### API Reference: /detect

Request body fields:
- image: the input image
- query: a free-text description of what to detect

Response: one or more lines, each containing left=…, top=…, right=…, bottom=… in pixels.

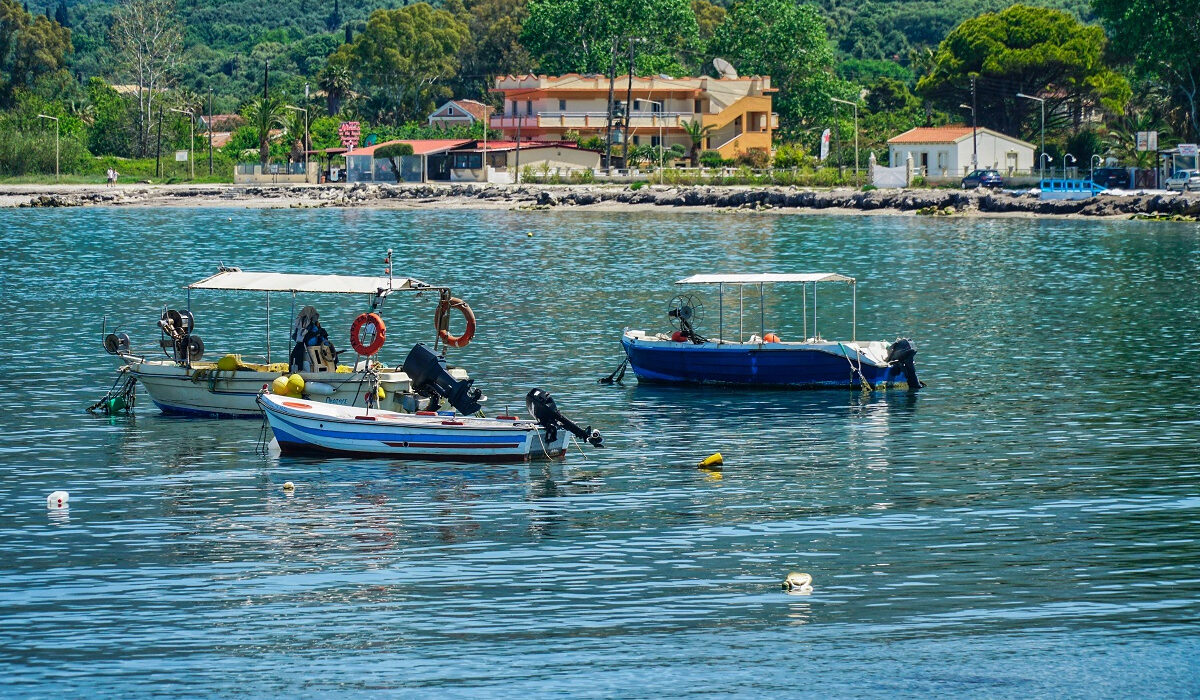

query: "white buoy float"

left=782, top=572, right=813, bottom=594
left=47, top=491, right=69, bottom=509
left=282, top=481, right=295, bottom=491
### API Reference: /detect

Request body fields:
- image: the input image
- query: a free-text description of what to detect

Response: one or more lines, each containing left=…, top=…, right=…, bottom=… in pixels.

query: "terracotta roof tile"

left=887, top=125, right=975, bottom=144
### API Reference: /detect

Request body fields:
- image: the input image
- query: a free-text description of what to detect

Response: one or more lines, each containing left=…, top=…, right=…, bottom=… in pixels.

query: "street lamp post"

left=1040, top=153, right=1053, bottom=181
left=169, top=107, right=195, bottom=179
left=1090, top=154, right=1102, bottom=184
left=285, top=105, right=309, bottom=183
left=831, top=97, right=859, bottom=180
left=37, top=114, right=59, bottom=181
left=1016, top=92, right=1045, bottom=179
left=959, top=103, right=978, bottom=170
left=1064, top=153, right=1076, bottom=179
left=641, top=99, right=666, bottom=185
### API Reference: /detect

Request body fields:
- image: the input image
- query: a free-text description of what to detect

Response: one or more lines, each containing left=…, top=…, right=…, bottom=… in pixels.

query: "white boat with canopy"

left=92, top=257, right=481, bottom=418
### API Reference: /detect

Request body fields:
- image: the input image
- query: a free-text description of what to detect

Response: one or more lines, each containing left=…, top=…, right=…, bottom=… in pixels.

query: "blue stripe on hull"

left=621, top=338, right=908, bottom=389
left=152, top=400, right=259, bottom=419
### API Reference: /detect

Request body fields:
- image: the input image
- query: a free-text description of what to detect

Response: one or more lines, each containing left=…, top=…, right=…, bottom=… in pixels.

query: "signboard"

left=1136, top=131, right=1158, bottom=151
left=1178, top=143, right=1199, bottom=157
left=819, top=128, right=831, bottom=161
left=337, top=121, right=361, bottom=149
left=175, top=150, right=188, bottom=161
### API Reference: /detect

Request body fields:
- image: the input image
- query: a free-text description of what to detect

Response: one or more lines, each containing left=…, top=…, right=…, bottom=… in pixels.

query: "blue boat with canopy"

left=617, top=273, right=921, bottom=390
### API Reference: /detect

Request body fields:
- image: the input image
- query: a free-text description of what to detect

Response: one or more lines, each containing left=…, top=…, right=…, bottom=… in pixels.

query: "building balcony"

left=491, top=112, right=695, bottom=131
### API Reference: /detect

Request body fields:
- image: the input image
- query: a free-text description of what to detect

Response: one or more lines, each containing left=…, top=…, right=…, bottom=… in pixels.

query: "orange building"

left=490, top=74, right=778, bottom=161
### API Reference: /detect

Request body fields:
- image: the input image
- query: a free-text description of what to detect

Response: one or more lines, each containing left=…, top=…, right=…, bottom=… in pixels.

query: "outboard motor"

left=401, top=343, right=483, bottom=415
left=885, top=337, right=922, bottom=389
left=526, top=388, right=603, bottom=447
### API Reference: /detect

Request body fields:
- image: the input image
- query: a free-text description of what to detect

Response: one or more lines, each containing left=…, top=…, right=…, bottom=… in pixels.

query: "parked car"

left=1092, top=167, right=1130, bottom=190
left=1165, top=169, right=1200, bottom=192
left=961, top=169, right=1004, bottom=189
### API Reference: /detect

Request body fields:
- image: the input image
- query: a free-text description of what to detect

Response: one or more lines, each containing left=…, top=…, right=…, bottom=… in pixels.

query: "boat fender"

left=305, top=381, right=335, bottom=396
left=435, top=297, right=476, bottom=348
left=287, top=374, right=306, bottom=397
left=670, top=331, right=688, bottom=342
left=350, top=313, right=386, bottom=356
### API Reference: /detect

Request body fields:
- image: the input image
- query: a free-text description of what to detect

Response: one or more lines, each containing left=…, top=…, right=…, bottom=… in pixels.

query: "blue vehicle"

left=961, top=169, right=1004, bottom=189
left=619, top=273, right=921, bottom=390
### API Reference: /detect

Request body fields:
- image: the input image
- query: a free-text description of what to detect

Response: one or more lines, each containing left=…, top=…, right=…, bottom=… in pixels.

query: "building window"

left=652, top=102, right=662, bottom=113
left=525, top=100, right=533, bottom=116
left=633, top=135, right=640, bottom=145
left=452, top=153, right=483, bottom=169
left=509, top=100, right=516, bottom=116
left=558, top=99, right=566, bottom=111
left=651, top=135, right=661, bottom=147
left=634, top=100, right=641, bottom=111
left=694, top=99, right=702, bottom=113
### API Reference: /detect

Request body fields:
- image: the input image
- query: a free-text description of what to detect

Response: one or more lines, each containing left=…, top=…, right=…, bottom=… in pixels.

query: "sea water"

left=0, top=207, right=1198, bottom=697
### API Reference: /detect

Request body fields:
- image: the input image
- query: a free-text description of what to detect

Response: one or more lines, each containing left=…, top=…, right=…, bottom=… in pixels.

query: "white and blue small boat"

left=618, top=273, right=921, bottom=390
left=259, top=344, right=604, bottom=461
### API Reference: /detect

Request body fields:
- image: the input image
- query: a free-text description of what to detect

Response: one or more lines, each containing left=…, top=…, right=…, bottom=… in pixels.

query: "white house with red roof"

left=887, top=125, right=1035, bottom=177
left=427, top=100, right=495, bottom=128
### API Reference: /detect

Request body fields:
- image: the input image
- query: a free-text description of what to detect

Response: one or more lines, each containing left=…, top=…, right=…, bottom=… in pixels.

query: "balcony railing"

left=491, top=111, right=694, bottom=130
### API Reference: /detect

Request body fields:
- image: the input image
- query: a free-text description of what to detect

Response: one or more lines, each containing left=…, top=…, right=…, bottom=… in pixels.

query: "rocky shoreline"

left=5, top=182, right=1200, bottom=219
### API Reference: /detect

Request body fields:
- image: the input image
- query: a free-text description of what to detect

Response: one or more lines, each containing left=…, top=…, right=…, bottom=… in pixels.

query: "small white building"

left=888, top=125, right=1035, bottom=177
left=427, top=99, right=494, bottom=128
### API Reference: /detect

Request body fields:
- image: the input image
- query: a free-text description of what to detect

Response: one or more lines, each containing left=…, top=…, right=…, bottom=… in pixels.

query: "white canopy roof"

left=187, top=270, right=431, bottom=295
left=676, top=273, right=855, bottom=285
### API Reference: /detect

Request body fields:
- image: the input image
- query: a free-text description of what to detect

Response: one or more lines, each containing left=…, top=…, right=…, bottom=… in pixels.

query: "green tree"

left=243, top=95, right=287, bottom=165
left=455, top=0, right=532, bottom=99
left=916, top=5, right=1130, bottom=141
left=0, top=0, right=72, bottom=107
left=680, top=118, right=714, bottom=166
left=329, top=3, right=469, bottom=123
left=316, top=61, right=351, bottom=117
left=375, top=142, right=413, bottom=183
left=1093, top=0, right=1199, bottom=140
left=710, top=0, right=850, bottom=134
left=691, top=0, right=724, bottom=43
left=521, top=0, right=698, bottom=76
left=87, top=77, right=133, bottom=157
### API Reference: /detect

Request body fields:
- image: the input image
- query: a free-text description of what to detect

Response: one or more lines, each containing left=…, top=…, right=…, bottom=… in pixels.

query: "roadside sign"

left=819, top=128, right=830, bottom=161
left=1178, top=143, right=1198, bottom=157
left=337, top=121, right=361, bottom=149
left=1136, top=131, right=1158, bottom=151
left=175, top=150, right=188, bottom=161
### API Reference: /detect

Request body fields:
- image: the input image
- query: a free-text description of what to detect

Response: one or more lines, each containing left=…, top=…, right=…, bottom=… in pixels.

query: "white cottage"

left=887, top=125, right=1035, bottom=178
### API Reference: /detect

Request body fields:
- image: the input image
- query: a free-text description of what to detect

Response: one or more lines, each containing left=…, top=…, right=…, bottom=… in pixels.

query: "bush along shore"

left=9, top=183, right=1200, bottom=219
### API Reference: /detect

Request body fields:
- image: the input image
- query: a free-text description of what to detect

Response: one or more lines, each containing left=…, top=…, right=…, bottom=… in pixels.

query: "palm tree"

left=317, top=63, right=352, bottom=117
left=681, top=119, right=715, bottom=167
left=244, top=96, right=287, bottom=166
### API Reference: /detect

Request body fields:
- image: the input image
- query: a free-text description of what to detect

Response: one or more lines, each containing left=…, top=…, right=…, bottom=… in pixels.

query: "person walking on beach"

left=106, top=168, right=118, bottom=187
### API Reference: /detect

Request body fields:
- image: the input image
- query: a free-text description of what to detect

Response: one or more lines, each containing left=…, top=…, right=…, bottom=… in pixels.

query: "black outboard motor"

left=526, top=388, right=603, bottom=447
left=401, top=343, right=484, bottom=415
left=885, top=337, right=922, bottom=389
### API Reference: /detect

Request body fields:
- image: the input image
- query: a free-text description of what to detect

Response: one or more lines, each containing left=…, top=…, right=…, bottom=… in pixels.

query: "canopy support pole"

left=266, top=292, right=271, bottom=364
left=813, top=283, right=818, bottom=340
left=738, top=285, right=743, bottom=342
left=802, top=284, right=807, bottom=340
left=759, top=282, right=764, bottom=340
left=718, top=283, right=723, bottom=345
left=852, top=281, right=856, bottom=342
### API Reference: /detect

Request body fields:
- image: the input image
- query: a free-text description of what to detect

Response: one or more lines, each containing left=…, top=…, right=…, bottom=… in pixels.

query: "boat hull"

left=258, top=394, right=568, bottom=462
left=126, top=357, right=466, bottom=418
left=621, top=334, right=912, bottom=389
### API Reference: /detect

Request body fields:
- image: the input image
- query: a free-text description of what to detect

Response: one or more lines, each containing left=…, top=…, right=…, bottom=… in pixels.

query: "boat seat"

left=307, top=345, right=336, bottom=373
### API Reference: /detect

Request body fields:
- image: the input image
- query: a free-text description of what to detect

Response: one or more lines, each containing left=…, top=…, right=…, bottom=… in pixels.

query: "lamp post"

left=831, top=97, right=859, bottom=180
left=1064, top=153, right=1076, bottom=179
left=285, top=105, right=309, bottom=183
left=1040, top=153, right=1053, bottom=181
left=1090, top=154, right=1102, bottom=184
left=959, top=103, right=978, bottom=170
left=37, top=114, right=59, bottom=181
left=169, top=107, right=195, bottom=180
left=1016, top=92, right=1045, bottom=179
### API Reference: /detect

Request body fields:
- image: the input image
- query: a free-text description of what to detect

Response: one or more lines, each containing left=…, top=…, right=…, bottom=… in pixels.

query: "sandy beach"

left=2, top=182, right=1198, bottom=219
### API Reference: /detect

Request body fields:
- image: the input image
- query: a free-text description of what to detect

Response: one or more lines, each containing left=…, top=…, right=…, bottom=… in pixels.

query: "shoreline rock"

left=5, top=183, right=1199, bottom=219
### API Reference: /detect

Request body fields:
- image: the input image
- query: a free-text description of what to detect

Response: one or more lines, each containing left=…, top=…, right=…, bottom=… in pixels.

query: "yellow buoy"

left=698, top=452, right=724, bottom=468
left=271, top=375, right=290, bottom=395
left=376, top=386, right=386, bottom=400
left=527, top=232, right=533, bottom=237
left=287, top=373, right=305, bottom=396
left=216, top=354, right=240, bottom=371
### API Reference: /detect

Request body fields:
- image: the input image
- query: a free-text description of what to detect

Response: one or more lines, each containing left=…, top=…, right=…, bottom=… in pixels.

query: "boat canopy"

left=187, top=271, right=432, bottom=296
left=676, top=273, right=854, bottom=285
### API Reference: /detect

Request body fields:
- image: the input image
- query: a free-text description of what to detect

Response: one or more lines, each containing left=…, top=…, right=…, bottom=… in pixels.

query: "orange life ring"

left=350, top=312, right=386, bottom=356
left=435, top=297, right=476, bottom=348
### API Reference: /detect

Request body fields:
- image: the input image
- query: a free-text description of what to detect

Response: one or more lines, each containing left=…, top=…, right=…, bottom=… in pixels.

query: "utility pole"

left=264, top=60, right=269, bottom=101
left=515, top=117, right=521, bottom=184
left=155, top=105, right=163, bottom=177
left=621, top=37, right=635, bottom=169
left=971, top=76, right=978, bottom=169
left=208, top=90, right=214, bottom=176
left=604, top=37, right=617, bottom=172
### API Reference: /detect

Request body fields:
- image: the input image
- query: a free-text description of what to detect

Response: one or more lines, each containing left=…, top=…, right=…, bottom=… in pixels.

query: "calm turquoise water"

left=1, top=207, right=1199, bottom=697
